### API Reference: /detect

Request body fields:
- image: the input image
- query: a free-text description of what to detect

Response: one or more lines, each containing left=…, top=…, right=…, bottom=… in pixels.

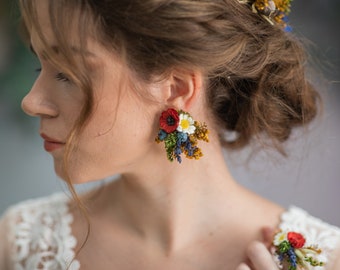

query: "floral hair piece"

left=273, top=230, right=324, bottom=269
left=238, top=0, right=293, bottom=32
left=155, top=108, right=209, bottom=163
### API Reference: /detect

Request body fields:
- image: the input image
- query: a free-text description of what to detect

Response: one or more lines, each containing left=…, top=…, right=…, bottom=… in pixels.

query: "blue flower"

left=281, top=16, right=292, bottom=32
left=176, top=132, right=188, bottom=144
left=284, top=25, right=293, bottom=32
left=174, top=146, right=182, bottom=155
left=158, top=130, right=167, bottom=141
left=278, top=253, right=284, bottom=262
left=184, top=141, right=197, bottom=157
left=287, top=248, right=297, bottom=269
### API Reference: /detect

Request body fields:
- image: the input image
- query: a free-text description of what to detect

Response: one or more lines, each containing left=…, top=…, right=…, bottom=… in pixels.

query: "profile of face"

left=19, top=0, right=319, bottom=189
left=21, top=2, right=169, bottom=184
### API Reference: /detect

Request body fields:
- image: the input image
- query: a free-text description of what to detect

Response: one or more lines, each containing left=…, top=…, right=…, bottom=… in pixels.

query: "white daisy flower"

left=274, top=231, right=288, bottom=246
left=177, top=113, right=196, bottom=134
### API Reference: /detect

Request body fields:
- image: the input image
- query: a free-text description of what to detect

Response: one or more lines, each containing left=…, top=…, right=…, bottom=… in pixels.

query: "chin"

left=53, top=160, right=81, bottom=184
left=52, top=153, right=124, bottom=184
left=52, top=156, right=86, bottom=184
left=54, top=163, right=115, bottom=185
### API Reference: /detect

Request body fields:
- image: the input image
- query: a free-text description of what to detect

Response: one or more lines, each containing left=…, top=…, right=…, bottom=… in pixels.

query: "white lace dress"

left=0, top=194, right=79, bottom=270
left=0, top=193, right=339, bottom=270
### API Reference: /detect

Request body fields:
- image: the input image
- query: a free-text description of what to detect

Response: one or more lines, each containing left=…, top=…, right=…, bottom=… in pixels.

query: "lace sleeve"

left=278, top=207, right=340, bottom=269
left=1, top=193, right=80, bottom=270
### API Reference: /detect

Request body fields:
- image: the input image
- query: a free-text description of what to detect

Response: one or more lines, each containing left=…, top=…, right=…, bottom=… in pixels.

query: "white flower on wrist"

left=273, top=231, right=287, bottom=246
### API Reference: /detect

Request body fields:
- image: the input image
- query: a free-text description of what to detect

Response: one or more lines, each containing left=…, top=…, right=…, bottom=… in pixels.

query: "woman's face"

left=22, top=4, right=165, bottom=183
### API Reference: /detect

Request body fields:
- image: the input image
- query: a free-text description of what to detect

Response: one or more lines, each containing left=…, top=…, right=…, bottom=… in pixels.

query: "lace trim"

left=276, top=206, right=340, bottom=269
left=8, top=193, right=80, bottom=270
left=6, top=194, right=340, bottom=270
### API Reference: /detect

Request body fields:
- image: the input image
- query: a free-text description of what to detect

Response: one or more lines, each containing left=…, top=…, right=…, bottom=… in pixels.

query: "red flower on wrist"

left=287, top=232, right=306, bottom=248
left=159, top=108, right=179, bottom=133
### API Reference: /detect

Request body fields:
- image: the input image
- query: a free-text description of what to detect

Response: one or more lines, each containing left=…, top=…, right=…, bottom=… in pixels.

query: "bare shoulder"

left=236, top=185, right=286, bottom=229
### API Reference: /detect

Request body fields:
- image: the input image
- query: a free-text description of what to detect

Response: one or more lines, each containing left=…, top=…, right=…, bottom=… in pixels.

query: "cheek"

left=86, top=102, right=155, bottom=153
left=64, top=95, right=159, bottom=182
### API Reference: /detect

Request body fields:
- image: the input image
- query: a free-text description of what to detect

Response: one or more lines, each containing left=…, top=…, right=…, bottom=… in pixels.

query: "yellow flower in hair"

left=254, top=0, right=269, bottom=12
left=274, top=0, right=292, bottom=13
left=247, top=0, right=293, bottom=30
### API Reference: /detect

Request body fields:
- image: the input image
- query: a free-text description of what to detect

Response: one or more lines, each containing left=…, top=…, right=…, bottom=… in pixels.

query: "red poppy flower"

left=288, top=232, right=306, bottom=248
left=159, top=108, right=179, bottom=133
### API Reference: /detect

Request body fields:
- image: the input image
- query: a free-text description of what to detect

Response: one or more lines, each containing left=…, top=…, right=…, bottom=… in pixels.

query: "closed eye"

left=55, top=72, right=70, bottom=82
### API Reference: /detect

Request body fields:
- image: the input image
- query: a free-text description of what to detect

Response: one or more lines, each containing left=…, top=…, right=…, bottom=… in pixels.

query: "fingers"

left=246, top=241, right=278, bottom=270
left=235, top=263, right=251, bottom=270
left=262, top=226, right=276, bottom=249
left=237, top=228, right=278, bottom=270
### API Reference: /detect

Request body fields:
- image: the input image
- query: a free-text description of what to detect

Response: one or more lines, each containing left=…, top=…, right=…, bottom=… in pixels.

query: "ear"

left=165, top=69, right=203, bottom=111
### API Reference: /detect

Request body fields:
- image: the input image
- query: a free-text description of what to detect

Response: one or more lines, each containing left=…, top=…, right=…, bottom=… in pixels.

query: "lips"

left=40, top=133, right=65, bottom=152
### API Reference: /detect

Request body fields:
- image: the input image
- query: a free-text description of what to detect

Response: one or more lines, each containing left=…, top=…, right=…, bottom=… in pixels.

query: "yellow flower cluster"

left=182, top=122, right=209, bottom=160
left=244, top=0, right=293, bottom=27
left=184, top=147, right=203, bottom=160
left=193, top=121, right=209, bottom=142
left=253, top=0, right=268, bottom=12
left=254, top=0, right=292, bottom=14
left=274, top=0, right=292, bottom=13
left=273, top=0, right=292, bottom=24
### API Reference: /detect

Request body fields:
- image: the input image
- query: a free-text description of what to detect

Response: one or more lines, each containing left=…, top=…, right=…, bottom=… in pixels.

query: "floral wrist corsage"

left=273, top=231, right=324, bottom=269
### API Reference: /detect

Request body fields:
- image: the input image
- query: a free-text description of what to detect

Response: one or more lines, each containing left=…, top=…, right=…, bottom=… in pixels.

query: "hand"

left=235, top=227, right=279, bottom=270
left=235, top=241, right=279, bottom=270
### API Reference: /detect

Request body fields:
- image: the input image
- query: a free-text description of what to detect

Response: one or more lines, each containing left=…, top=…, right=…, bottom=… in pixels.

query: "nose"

left=21, top=81, right=59, bottom=118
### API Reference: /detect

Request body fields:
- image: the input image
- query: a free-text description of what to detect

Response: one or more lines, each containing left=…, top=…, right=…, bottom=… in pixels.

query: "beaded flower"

left=155, top=108, right=209, bottom=163
left=238, top=0, right=293, bottom=31
left=273, top=230, right=324, bottom=270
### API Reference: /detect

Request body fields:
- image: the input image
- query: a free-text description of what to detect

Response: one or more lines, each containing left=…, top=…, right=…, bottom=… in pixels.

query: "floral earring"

left=155, top=108, right=209, bottom=163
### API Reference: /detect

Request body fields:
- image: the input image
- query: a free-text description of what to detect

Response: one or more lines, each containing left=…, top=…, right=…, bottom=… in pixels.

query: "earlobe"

left=166, top=69, right=203, bottom=111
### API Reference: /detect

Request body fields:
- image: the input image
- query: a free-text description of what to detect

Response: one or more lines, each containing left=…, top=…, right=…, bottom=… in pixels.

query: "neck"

left=103, top=133, right=242, bottom=254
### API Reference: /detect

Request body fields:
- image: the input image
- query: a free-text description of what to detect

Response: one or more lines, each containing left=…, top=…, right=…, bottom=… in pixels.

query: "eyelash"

left=55, top=72, right=70, bottom=82
left=35, top=68, right=70, bottom=83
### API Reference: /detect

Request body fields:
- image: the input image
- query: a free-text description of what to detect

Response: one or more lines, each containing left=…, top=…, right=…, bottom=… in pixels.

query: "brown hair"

left=19, top=0, right=319, bottom=260
left=20, top=0, right=319, bottom=153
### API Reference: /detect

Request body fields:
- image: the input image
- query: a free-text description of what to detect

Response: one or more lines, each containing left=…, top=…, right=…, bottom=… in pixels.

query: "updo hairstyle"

left=20, top=0, right=318, bottom=154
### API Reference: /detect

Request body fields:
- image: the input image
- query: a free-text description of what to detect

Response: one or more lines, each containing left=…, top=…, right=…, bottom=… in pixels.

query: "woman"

left=0, top=0, right=339, bottom=269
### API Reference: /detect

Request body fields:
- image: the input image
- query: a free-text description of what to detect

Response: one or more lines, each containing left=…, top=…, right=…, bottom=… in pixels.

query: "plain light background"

left=1, top=1, right=340, bottom=226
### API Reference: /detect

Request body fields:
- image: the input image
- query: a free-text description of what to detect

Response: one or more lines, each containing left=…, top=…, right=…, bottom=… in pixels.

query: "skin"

left=21, top=2, right=337, bottom=270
